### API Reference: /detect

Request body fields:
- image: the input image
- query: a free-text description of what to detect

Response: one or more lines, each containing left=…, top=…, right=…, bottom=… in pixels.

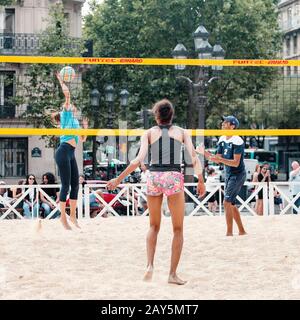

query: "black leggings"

left=55, top=143, right=79, bottom=202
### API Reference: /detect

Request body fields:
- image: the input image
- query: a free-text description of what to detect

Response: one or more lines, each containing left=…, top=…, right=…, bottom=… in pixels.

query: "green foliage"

left=0, top=0, right=15, bottom=5
left=246, top=77, right=300, bottom=129
left=83, top=0, right=282, bottom=129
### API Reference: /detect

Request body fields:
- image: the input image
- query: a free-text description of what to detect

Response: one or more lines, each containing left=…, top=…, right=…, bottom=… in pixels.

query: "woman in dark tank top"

left=107, top=99, right=206, bottom=285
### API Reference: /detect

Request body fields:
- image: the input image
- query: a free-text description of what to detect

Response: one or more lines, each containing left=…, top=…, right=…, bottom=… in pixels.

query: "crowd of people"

left=0, top=173, right=61, bottom=219
left=1, top=161, right=300, bottom=219
left=202, top=160, right=300, bottom=215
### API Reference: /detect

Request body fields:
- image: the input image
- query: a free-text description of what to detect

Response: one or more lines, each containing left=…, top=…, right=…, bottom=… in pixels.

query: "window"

left=294, top=34, right=298, bottom=54
left=4, top=9, right=15, bottom=33
left=0, top=71, right=15, bottom=118
left=0, top=138, right=28, bottom=177
left=288, top=7, right=293, bottom=28
left=286, top=37, right=290, bottom=56
left=64, top=12, right=70, bottom=32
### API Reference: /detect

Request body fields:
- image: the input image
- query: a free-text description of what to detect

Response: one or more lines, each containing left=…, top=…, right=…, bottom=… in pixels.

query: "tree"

left=0, top=0, right=15, bottom=5
left=84, top=0, right=281, bottom=129
left=244, top=76, right=300, bottom=149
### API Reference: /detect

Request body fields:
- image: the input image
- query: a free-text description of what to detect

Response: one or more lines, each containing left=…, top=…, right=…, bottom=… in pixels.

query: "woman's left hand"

left=197, top=181, right=206, bottom=198
left=106, top=178, right=120, bottom=190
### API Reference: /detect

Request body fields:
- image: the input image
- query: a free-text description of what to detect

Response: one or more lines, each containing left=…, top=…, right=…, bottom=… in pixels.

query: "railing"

left=0, top=33, right=82, bottom=55
left=1, top=182, right=300, bottom=220
left=269, top=182, right=300, bottom=215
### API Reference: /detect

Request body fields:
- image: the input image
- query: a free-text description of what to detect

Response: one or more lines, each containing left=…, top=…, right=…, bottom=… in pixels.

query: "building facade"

left=278, top=0, right=300, bottom=76
left=0, top=0, right=85, bottom=183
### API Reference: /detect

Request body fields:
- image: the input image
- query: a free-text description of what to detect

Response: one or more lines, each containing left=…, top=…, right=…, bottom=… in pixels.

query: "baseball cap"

left=222, top=115, right=239, bottom=129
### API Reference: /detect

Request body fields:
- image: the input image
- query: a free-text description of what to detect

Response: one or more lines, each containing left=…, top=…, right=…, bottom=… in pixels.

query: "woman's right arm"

left=56, top=72, right=71, bottom=110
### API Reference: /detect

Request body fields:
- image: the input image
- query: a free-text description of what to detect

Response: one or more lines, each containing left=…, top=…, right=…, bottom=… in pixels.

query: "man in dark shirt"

left=197, top=116, right=247, bottom=236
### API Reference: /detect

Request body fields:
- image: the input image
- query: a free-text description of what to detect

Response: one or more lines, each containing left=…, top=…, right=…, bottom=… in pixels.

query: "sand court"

left=1, top=215, right=300, bottom=300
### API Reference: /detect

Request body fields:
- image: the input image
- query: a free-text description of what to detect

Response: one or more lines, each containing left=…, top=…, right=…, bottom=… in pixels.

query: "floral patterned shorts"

left=147, top=171, right=184, bottom=197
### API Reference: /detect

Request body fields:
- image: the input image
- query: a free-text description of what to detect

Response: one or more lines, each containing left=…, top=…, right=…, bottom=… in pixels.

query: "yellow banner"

left=0, top=56, right=298, bottom=66
left=0, top=128, right=299, bottom=136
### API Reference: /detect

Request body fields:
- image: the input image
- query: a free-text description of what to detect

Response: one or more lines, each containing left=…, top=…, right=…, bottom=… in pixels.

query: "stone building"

left=0, top=0, right=85, bottom=183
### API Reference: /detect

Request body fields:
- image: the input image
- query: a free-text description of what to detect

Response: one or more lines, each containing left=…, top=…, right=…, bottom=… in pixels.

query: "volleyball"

left=59, top=66, right=75, bottom=83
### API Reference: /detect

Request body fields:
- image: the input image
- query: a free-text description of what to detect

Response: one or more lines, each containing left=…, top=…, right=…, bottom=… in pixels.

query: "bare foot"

left=143, top=266, right=153, bottom=282
left=239, top=231, right=247, bottom=236
left=60, top=217, right=72, bottom=230
left=168, top=274, right=187, bottom=285
left=69, top=217, right=81, bottom=229
left=226, top=232, right=233, bottom=236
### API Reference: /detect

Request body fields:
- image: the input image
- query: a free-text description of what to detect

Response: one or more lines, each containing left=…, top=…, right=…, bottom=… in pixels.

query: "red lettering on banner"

left=267, top=60, right=288, bottom=65
left=120, top=58, right=143, bottom=63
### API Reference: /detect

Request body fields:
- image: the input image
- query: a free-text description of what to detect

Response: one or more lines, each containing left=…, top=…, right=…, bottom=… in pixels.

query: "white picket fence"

left=0, top=182, right=300, bottom=220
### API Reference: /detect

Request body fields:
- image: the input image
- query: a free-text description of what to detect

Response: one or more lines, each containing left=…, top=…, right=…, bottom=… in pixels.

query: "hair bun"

left=159, top=105, right=170, bottom=117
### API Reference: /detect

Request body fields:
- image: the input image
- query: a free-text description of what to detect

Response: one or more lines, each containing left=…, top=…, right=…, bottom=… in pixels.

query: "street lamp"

left=172, top=24, right=225, bottom=130
left=90, top=88, right=100, bottom=107
left=193, top=25, right=212, bottom=61
left=90, top=88, right=100, bottom=179
left=105, top=84, right=115, bottom=129
left=212, top=43, right=225, bottom=71
left=120, top=89, right=129, bottom=108
left=172, top=43, right=188, bottom=70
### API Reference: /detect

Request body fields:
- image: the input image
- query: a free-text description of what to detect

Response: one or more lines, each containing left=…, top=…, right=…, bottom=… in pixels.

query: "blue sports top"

left=60, top=109, right=80, bottom=145
left=217, top=135, right=245, bottom=175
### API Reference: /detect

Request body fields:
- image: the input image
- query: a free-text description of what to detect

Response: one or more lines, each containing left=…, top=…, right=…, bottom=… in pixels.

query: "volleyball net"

left=0, top=56, right=299, bottom=179
left=0, top=56, right=299, bottom=135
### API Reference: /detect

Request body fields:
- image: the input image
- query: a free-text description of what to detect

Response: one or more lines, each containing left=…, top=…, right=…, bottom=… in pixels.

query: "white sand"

left=1, top=215, right=300, bottom=300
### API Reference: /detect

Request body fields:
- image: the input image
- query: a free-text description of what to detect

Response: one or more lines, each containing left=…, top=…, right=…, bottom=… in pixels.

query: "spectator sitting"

left=205, top=168, right=218, bottom=214
left=0, top=181, right=13, bottom=209
left=251, top=164, right=261, bottom=208
left=11, top=179, right=24, bottom=209
left=23, top=174, right=39, bottom=219
left=40, top=172, right=60, bottom=219
left=274, top=190, right=283, bottom=212
left=255, top=164, right=271, bottom=216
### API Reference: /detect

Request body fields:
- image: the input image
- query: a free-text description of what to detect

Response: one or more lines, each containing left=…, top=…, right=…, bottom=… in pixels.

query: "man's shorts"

left=224, top=171, right=246, bottom=205
left=147, top=171, right=184, bottom=197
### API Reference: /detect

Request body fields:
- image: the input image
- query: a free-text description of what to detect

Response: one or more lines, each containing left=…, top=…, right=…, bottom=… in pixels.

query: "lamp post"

left=90, top=88, right=100, bottom=179
left=120, top=89, right=129, bottom=117
left=172, top=24, right=225, bottom=130
left=104, top=84, right=115, bottom=180
left=105, top=84, right=115, bottom=129
left=172, top=25, right=225, bottom=202
left=119, top=89, right=130, bottom=163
